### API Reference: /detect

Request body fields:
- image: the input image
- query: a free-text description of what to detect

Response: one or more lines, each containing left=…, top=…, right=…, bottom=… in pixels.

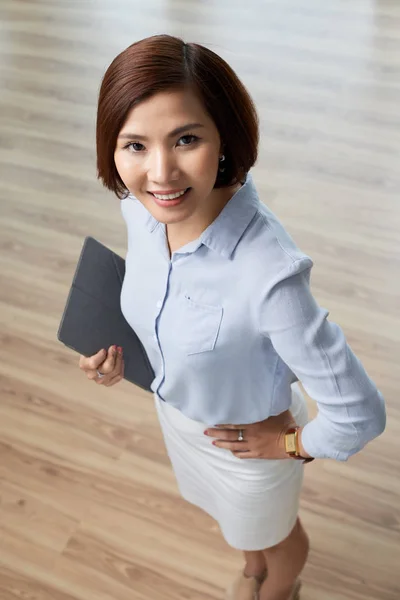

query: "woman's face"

left=114, top=88, right=231, bottom=230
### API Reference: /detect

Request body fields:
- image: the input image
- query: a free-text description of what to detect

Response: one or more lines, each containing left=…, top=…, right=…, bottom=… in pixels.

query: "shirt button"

left=156, top=300, right=162, bottom=309
left=153, top=334, right=157, bottom=342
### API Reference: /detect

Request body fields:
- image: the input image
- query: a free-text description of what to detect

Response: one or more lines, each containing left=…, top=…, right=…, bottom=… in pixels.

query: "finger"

left=212, top=440, right=250, bottom=452
left=79, top=348, right=107, bottom=371
left=215, top=424, right=247, bottom=430
left=100, top=353, right=124, bottom=387
left=88, top=368, right=108, bottom=384
left=98, top=345, right=118, bottom=375
left=232, top=451, right=260, bottom=459
left=87, top=371, right=101, bottom=381
left=103, top=373, right=123, bottom=387
left=111, top=346, right=123, bottom=377
left=87, top=368, right=108, bottom=384
left=205, top=428, right=246, bottom=441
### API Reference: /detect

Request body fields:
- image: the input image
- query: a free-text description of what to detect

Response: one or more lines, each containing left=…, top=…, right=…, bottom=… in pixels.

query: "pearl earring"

left=219, top=154, right=226, bottom=173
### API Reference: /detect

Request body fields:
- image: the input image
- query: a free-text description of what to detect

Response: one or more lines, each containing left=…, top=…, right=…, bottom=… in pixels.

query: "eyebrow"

left=118, top=122, right=205, bottom=141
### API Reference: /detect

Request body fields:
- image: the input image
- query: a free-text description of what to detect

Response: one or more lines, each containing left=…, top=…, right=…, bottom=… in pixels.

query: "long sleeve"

left=259, top=257, right=386, bottom=461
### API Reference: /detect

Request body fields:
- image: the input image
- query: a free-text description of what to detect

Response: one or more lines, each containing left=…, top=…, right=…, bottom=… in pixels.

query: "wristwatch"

left=285, top=426, right=315, bottom=464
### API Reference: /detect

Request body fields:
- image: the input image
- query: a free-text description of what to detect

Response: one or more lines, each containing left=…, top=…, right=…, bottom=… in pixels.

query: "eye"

left=177, top=135, right=199, bottom=147
left=124, top=142, right=145, bottom=152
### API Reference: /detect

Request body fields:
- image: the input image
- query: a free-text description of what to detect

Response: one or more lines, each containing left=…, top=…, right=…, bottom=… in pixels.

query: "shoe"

left=225, top=569, right=267, bottom=600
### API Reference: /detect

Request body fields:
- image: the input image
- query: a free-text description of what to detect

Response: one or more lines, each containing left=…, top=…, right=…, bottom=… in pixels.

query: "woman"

left=79, top=35, right=386, bottom=600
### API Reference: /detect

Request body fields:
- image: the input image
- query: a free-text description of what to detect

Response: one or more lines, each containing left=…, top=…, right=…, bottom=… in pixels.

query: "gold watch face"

left=285, top=432, right=297, bottom=454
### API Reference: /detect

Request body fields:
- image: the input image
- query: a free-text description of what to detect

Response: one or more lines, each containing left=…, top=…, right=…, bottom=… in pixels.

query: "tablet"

left=57, top=236, right=155, bottom=392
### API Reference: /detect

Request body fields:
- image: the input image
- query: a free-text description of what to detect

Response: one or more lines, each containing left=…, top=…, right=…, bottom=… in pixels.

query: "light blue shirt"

left=120, top=174, right=386, bottom=461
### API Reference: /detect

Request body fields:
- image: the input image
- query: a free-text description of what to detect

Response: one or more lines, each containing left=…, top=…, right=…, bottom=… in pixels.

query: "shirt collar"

left=199, top=173, right=260, bottom=258
left=134, top=172, right=260, bottom=259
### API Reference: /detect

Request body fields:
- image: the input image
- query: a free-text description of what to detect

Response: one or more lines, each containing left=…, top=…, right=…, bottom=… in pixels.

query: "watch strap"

left=285, top=426, right=315, bottom=464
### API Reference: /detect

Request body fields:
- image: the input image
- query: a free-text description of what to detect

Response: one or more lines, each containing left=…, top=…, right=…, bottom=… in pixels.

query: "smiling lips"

left=150, top=188, right=189, bottom=200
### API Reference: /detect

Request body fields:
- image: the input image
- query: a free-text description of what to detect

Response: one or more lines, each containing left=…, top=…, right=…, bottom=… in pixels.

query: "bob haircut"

left=96, top=34, right=259, bottom=199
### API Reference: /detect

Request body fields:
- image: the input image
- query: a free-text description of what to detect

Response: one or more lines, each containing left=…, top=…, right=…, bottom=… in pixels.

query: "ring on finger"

left=237, top=429, right=245, bottom=442
left=96, top=369, right=105, bottom=379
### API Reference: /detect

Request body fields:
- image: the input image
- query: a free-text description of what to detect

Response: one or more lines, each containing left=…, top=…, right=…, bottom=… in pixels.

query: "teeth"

left=153, top=189, right=187, bottom=200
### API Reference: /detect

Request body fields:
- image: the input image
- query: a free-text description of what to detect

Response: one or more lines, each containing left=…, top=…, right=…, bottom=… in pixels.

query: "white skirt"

left=154, top=383, right=309, bottom=551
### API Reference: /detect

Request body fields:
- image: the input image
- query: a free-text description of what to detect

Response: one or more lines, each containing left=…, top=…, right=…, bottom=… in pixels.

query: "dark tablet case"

left=57, top=236, right=155, bottom=392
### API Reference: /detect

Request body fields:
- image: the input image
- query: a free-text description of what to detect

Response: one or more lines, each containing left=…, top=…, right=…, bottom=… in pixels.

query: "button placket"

left=153, top=262, right=172, bottom=397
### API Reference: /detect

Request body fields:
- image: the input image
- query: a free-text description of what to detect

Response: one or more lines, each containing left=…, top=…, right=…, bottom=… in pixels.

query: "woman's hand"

left=79, top=345, right=124, bottom=387
left=204, top=410, right=297, bottom=459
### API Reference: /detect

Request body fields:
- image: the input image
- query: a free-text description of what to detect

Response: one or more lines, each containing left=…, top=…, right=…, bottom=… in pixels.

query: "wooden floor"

left=0, top=1, right=399, bottom=599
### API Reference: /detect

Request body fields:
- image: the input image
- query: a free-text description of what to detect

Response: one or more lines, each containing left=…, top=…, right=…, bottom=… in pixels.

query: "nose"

left=148, top=147, right=180, bottom=184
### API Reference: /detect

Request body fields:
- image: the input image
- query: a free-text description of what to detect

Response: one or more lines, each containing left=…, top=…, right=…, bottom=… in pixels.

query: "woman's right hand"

left=79, top=345, right=124, bottom=387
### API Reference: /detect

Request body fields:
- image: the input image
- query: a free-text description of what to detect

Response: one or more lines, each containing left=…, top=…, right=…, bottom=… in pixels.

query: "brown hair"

left=96, top=35, right=259, bottom=199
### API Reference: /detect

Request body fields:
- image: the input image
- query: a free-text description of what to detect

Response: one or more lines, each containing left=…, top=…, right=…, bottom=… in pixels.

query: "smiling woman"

left=97, top=34, right=258, bottom=198
left=96, top=36, right=259, bottom=251
left=113, top=87, right=247, bottom=245
left=89, top=34, right=386, bottom=600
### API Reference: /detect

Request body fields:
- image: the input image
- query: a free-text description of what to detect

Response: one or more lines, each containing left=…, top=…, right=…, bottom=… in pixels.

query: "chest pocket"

left=180, top=295, right=223, bottom=355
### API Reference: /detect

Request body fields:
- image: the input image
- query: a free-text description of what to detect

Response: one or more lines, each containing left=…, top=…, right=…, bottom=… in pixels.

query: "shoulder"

left=241, top=198, right=313, bottom=282
left=246, top=202, right=319, bottom=329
